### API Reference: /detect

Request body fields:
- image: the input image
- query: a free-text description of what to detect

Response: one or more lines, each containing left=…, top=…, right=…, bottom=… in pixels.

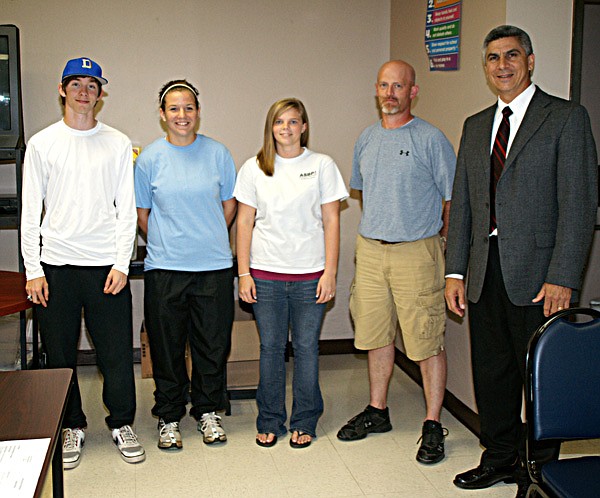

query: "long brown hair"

left=256, top=98, right=309, bottom=176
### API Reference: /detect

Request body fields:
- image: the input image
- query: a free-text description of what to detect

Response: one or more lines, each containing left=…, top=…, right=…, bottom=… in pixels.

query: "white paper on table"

left=0, top=438, right=51, bottom=498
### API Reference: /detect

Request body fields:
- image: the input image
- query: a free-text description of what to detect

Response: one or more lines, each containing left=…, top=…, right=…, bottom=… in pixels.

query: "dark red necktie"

left=490, top=106, right=512, bottom=233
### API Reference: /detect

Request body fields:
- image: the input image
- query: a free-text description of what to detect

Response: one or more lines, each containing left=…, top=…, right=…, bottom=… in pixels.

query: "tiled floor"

left=63, top=354, right=578, bottom=498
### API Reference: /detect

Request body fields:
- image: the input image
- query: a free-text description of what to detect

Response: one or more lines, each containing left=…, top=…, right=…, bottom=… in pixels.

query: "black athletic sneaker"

left=337, top=405, right=392, bottom=441
left=416, top=420, right=448, bottom=464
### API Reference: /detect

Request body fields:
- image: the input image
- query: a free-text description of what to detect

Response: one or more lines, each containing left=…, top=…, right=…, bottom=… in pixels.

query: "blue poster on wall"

left=425, top=0, right=462, bottom=71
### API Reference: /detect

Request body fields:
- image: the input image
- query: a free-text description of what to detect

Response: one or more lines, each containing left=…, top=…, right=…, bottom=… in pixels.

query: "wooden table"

left=0, top=270, right=30, bottom=315
left=0, top=368, right=72, bottom=497
left=0, top=270, right=38, bottom=369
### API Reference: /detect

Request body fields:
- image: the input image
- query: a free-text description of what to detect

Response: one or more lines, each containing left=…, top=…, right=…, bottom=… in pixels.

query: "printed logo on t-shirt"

left=399, top=150, right=410, bottom=156
left=299, top=171, right=317, bottom=179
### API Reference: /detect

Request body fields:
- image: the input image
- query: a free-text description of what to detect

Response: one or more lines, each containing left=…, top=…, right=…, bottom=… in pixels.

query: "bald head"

left=375, top=60, right=418, bottom=120
left=377, top=60, right=416, bottom=86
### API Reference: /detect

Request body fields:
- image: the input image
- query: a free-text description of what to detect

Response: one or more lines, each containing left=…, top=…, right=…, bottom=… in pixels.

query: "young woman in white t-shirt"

left=234, top=98, right=348, bottom=448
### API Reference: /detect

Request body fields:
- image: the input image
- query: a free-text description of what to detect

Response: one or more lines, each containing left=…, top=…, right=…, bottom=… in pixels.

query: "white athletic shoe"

left=198, top=412, right=227, bottom=444
left=158, top=418, right=183, bottom=450
left=111, top=425, right=146, bottom=463
left=62, top=428, right=85, bottom=469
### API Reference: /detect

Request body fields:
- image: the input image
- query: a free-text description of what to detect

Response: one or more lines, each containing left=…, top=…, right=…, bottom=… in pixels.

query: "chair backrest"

left=526, top=307, right=600, bottom=441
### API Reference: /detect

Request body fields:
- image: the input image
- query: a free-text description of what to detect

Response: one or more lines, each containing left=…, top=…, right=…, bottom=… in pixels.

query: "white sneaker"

left=62, top=428, right=85, bottom=469
left=198, top=412, right=227, bottom=444
left=158, top=418, right=182, bottom=450
left=111, top=425, right=146, bottom=463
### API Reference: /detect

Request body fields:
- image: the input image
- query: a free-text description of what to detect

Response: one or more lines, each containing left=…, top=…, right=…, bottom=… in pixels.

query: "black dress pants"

left=468, top=237, right=558, bottom=470
left=37, top=264, right=136, bottom=430
left=144, top=268, right=233, bottom=422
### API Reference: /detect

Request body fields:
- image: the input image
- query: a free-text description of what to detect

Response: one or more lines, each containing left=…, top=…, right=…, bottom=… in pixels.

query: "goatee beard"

left=381, top=106, right=400, bottom=115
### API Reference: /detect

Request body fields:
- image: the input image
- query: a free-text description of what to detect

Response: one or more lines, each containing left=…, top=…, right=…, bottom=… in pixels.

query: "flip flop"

left=289, top=431, right=312, bottom=449
left=255, top=434, right=277, bottom=447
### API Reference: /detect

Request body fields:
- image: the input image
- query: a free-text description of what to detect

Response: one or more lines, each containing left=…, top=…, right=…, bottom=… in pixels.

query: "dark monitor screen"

left=1, top=35, right=11, bottom=131
left=0, top=25, right=24, bottom=150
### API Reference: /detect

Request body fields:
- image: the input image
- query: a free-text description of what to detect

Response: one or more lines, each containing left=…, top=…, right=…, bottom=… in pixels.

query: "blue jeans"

left=253, top=278, right=326, bottom=437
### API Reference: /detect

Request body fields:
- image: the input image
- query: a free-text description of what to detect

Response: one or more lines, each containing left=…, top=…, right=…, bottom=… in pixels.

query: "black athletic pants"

left=37, top=264, right=136, bottom=430
left=144, top=268, right=233, bottom=422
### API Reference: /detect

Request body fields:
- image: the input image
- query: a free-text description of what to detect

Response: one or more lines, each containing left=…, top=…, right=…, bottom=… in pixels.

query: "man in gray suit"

left=445, top=25, right=597, bottom=497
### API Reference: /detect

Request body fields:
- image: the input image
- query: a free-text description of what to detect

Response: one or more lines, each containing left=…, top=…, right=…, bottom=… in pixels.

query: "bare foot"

left=290, top=430, right=312, bottom=447
left=256, top=433, right=277, bottom=447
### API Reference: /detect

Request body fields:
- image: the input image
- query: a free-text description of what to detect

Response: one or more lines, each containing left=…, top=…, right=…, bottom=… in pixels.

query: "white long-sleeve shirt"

left=21, top=120, right=136, bottom=280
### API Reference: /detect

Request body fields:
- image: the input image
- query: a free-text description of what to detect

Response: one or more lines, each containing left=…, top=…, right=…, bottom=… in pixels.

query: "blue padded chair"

left=525, top=307, right=600, bottom=498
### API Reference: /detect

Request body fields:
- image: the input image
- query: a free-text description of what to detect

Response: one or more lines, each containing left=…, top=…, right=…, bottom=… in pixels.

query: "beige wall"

left=506, top=0, right=573, bottom=99
left=390, top=0, right=507, bottom=146
left=1, top=0, right=391, bottom=343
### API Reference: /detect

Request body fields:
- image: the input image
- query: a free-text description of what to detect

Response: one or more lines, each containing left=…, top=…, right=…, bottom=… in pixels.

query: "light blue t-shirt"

left=134, top=134, right=236, bottom=271
left=350, top=117, right=456, bottom=242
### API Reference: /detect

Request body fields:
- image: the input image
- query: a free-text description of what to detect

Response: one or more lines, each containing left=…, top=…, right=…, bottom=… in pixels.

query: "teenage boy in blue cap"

left=21, top=57, right=145, bottom=468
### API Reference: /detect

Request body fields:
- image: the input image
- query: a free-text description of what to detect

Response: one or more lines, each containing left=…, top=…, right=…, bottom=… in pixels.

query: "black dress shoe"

left=515, top=481, right=530, bottom=498
left=454, top=463, right=517, bottom=489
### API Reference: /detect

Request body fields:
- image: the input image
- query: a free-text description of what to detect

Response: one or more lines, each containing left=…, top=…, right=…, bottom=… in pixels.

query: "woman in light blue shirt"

left=134, top=79, right=236, bottom=451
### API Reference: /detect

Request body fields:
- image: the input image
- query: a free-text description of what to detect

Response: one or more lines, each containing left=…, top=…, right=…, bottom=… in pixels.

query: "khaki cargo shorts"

left=349, top=234, right=446, bottom=361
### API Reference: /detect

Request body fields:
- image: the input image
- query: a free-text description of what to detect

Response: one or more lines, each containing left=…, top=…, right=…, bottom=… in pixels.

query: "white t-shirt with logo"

left=234, top=148, right=348, bottom=273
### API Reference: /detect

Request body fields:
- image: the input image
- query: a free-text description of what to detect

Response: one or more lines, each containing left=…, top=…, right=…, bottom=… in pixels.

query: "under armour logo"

left=399, top=150, right=410, bottom=156
left=81, top=58, right=92, bottom=69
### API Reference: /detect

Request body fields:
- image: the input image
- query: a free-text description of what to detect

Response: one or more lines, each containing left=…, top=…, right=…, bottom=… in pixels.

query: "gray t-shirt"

left=350, top=117, right=456, bottom=242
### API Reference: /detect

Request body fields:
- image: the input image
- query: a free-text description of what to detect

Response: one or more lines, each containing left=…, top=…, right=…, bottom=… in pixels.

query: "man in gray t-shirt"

left=337, top=60, right=456, bottom=466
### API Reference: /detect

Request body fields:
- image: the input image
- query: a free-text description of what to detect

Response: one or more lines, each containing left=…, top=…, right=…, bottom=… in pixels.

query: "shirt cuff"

left=112, top=263, right=130, bottom=276
left=26, top=268, right=45, bottom=281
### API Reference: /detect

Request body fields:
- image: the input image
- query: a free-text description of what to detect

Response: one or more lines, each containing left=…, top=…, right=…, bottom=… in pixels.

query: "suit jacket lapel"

left=504, top=89, right=551, bottom=170
left=476, top=105, right=496, bottom=174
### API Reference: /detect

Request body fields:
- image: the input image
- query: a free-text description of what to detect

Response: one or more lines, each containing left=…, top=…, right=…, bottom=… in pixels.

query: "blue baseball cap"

left=61, top=57, right=108, bottom=85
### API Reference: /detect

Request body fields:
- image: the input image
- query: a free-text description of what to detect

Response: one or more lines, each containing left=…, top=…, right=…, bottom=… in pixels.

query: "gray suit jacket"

left=446, top=87, right=598, bottom=306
